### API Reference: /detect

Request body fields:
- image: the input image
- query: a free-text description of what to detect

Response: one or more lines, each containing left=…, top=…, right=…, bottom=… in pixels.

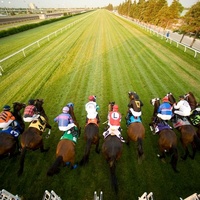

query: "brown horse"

left=126, top=118, right=145, bottom=160
left=79, top=121, right=100, bottom=166
left=47, top=102, right=80, bottom=176
left=0, top=102, right=26, bottom=158
left=167, top=92, right=200, bottom=160
left=102, top=135, right=123, bottom=194
left=47, top=138, right=78, bottom=176
left=150, top=98, right=178, bottom=172
left=18, top=99, right=51, bottom=176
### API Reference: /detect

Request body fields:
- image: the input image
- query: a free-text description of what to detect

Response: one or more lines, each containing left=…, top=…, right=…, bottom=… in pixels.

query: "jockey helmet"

left=162, top=96, right=169, bottom=102
left=113, top=104, right=119, bottom=111
left=63, top=106, right=69, bottom=113
left=28, top=99, right=35, bottom=105
left=88, top=95, right=96, bottom=101
left=128, top=91, right=136, bottom=100
left=179, top=95, right=184, bottom=99
left=67, top=103, right=74, bottom=108
left=3, top=105, right=11, bottom=111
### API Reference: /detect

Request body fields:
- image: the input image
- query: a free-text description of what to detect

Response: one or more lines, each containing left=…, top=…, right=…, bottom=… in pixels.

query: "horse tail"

left=79, top=138, right=92, bottom=166
left=170, top=145, right=178, bottom=173
left=47, top=156, right=63, bottom=176
left=109, top=156, right=118, bottom=194
left=137, top=137, right=144, bottom=158
left=193, top=134, right=200, bottom=150
left=18, top=147, right=27, bottom=176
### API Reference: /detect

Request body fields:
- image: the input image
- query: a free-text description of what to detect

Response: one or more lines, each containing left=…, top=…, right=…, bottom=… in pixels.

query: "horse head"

left=166, top=92, right=176, bottom=105
left=12, top=102, right=26, bottom=113
left=108, top=101, right=115, bottom=112
left=150, top=98, right=160, bottom=117
left=184, top=92, right=198, bottom=110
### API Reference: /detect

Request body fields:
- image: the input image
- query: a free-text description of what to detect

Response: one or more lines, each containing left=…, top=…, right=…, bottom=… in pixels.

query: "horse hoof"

left=72, top=164, right=78, bottom=169
left=157, top=154, right=160, bottom=158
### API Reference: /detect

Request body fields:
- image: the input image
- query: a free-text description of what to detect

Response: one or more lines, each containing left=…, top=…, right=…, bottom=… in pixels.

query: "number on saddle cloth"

left=190, top=110, right=200, bottom=126
left=0, top=125, right=21, bottom=138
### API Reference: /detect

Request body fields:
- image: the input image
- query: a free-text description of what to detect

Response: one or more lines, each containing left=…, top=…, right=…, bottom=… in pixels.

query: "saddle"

left=86, top=118, right=99, bottom=126
left=60, top=127, right=79, bottom=144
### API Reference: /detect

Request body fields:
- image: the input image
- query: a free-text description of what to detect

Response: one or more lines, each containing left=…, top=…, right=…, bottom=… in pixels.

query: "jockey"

left=157, top=96, right=173, bottom=121
left=0, top=105, right=15, bottom=128
left=173, top=95, right=191, bottom=119
left=103, top=104, right=125, bottom=142
left=85, top=95, right=100, bottom=124
left=23, top=99, right=39, bottom=122
left=126, top=91, right=143, bottom=125
left=54, top=106, right=75, bottom=132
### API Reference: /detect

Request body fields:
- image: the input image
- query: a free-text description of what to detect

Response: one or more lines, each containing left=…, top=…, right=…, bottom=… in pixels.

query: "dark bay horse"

left=101, top=102, right=123, bottom=193
left=0, top=102, right=26, bottom=157
left=150, top=98, right=178, bottom=172
left=47, top=102, right=80, bottom=176
left=102, top=135, right=123, bottom=194
left=18, top=99, right=51, bottom=176
left=79, top=120, right=100, bottom=166
left=167, top=92, right=200, bottom=160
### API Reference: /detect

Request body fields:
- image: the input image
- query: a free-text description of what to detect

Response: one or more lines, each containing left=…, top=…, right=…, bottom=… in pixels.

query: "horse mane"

left=167, top=92, right=176, bottom=104
left=108, top=102, right=115, bottom=112
left=186, top=92, right=198, bottom=109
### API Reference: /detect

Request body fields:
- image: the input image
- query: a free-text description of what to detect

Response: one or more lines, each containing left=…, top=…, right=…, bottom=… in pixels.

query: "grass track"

left=0, top=9, right=200, bottom=200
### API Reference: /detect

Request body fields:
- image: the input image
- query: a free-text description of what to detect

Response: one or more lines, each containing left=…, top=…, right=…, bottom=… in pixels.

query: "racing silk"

left=174, top=100, right=191, bottom=116
left=23, top=105, right=37, bottom=117
left=157, top=102, right=172, bottom=116
left=85, top=101, right=98, bottom=119
left=108, top=111, right=121, bottom=126
left=54, top=113, right=73, bottom=127
left=0, top=111, right=15, bottom=123
left=128, top=99, right=143, bottom=112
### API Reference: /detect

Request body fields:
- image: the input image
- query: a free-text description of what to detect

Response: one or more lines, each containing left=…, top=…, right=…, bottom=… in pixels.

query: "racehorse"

left=184, top=92, right=200, bottom=137
left=101, top=102, right=123, bottom=193
left=167, top=92, right=200, bottom=160
left=126, top=113, right=145, bottom=160
left=150, top=98, right=178, bottom=172
left=79, top=120, right=100, bottom=165
left=0, top=102, right=26, bottom=158
left=102, top=135, right=123, bottom=193
left=18, top=99, right=52, bottom=176
left=47, top=102, right=80, bottom=176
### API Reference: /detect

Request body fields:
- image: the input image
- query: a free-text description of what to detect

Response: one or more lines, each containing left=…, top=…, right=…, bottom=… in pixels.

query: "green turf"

left=0, top=9, right=200, bottom=200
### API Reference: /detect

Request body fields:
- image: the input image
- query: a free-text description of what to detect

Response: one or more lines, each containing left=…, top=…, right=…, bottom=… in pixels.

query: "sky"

left=0, top=0, right=199, bottom=9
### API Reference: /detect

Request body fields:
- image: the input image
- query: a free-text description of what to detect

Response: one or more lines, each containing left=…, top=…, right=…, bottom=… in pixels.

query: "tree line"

left=105, top=0, right=200, bottom=47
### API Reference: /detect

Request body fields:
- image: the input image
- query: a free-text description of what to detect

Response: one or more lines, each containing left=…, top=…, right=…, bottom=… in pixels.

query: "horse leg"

left=109, top=158, right=118, bottom=194
left=79, top=138, right=92, bottom=166
left=137, top=137, right=144, bottom=158
left=95, top=139, right=100, bottom=154
left=40, top=141, right=50, bottom=152
left=18, top=147, right=27, bottom=176
left=47, top=156, right=63, bottom=176
left=189, top=142, right=196, bottom=160
left=169, top=145, right=179, bottom=173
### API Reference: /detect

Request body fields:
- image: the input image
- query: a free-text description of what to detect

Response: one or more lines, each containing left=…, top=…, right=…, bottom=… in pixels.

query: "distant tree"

left=106, top=4, right=113, bottom=11
left=179, top=1, right=200, bottom=47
